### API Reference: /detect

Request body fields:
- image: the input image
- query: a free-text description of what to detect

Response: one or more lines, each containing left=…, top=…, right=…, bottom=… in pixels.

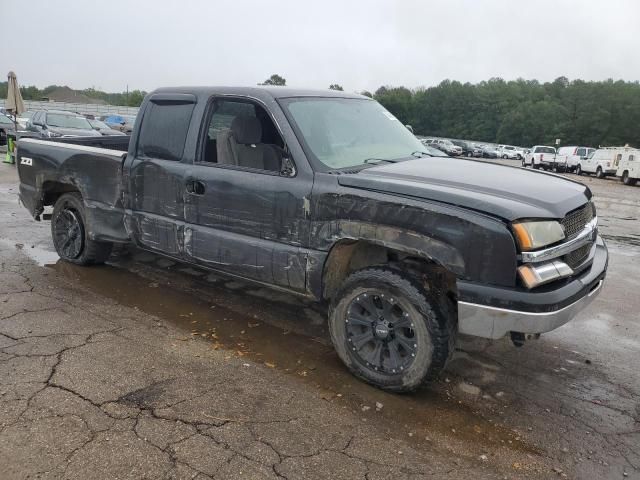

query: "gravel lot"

left=0, top=159, right=638, bottom=479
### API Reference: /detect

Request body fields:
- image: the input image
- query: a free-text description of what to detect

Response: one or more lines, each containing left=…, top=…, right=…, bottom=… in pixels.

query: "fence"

left=0, top=99, right=139, bottom=117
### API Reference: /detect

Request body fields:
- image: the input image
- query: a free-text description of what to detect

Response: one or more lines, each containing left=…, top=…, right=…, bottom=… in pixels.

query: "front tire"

left=51, top=193, right=113, bottom=265
left=328, top=268, right=456, bottom=392
left=576, top=165, right=582, bottom=175
left=596, top=166, right=605, bottom=179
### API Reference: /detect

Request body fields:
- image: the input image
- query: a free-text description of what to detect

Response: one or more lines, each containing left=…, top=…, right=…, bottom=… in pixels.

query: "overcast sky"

left=3, top=0, right=638, bottom=93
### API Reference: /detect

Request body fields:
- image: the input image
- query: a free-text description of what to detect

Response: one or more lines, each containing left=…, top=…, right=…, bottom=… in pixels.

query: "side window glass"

left=576, top=148, right=585, bottom=156
left=137, top=102, right=195, bottom=161
left=630, top=155, right=635, bottom=162
left=201, top=99, right=288, bottom=174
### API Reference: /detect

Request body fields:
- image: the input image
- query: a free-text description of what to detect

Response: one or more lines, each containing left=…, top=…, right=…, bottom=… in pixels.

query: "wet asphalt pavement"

left=0, top=159, right=638, bottom=479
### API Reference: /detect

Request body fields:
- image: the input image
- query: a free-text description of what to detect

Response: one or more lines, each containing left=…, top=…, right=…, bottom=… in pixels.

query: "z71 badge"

left=20, top=157, right=33, bottom=166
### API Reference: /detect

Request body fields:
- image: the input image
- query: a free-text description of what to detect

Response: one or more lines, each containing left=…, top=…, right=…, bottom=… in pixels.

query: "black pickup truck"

left=16, top=87, right=607, bottom=391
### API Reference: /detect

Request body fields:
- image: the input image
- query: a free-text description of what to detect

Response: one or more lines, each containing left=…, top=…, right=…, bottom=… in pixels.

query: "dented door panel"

left=127, top=158, right=189, bottom=255
left=183, top=165, right=312, bottom=291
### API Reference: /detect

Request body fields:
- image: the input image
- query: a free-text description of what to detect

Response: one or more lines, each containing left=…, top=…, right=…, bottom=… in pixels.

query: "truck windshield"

left=281, top=97, right=425, bottom=169
left=46, top=113, right=92, bottom=130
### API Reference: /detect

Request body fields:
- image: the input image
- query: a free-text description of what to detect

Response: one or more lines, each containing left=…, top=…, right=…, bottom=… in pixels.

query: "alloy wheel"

left=345, top=292, right=417, bottom=374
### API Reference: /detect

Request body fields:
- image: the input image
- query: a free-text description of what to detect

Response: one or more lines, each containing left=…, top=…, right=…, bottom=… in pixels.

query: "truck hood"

left=337, top=158, right=591, bottom=221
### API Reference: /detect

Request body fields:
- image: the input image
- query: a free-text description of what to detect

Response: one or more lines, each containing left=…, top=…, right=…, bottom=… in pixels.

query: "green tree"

left=259, top=74, right=286, bottom=86
left=328, top=84, right=343, bottom=91
left=374, top=86, right=414, bottom=125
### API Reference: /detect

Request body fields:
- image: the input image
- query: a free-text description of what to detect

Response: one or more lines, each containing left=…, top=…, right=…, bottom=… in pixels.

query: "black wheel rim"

left=345, top=292, right=417, bottom=374
left=53, top=208, right=84, bottom=259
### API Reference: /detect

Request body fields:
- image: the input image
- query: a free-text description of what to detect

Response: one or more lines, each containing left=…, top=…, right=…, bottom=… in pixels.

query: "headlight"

left=512, top=220, right=565, bottom=251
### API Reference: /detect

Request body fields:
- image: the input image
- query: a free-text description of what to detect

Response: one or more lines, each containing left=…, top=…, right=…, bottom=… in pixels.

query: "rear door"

left=124, top=94, right=197, bottom=257
left=182, top=96, right=313, bottom=291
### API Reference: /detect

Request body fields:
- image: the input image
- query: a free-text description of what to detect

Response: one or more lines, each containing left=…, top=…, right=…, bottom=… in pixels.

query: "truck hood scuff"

left=337, top=158, right=591, bottom=221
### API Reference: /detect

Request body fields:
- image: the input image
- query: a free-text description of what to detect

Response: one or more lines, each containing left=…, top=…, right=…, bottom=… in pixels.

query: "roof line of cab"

left=149, top=86, right=369, bottom=101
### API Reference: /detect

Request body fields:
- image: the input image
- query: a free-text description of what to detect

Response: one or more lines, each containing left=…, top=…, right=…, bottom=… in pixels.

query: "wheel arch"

left=41, top=179, right=82, bottom=207
left=320, top=234, right=462, bottom=302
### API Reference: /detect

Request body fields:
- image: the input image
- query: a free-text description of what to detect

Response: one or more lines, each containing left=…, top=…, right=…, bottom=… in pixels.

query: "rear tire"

left=328, top=267, right=456, bottom=392
left=51, top=193, right=113, bottom=265
left=622, top=171, right=637, bottom=186
left=596, top=166, right=605, bottom=179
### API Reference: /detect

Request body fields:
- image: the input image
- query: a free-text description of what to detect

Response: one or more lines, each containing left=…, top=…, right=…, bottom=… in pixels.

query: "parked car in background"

left=26, top=110, right=102, bottom=138
left=554, top=146, right=595, bottom=172
left=421, top=144, right=450, bottom=157
left=102, top=114, right=137, bottom=133
left=451, top=140, right=474, bottom=156
left=523, top=145, right=556, bottom=169
left=87, top=118, right=127, bottom=136
left=0, top=113, right=17, bottom=146
left=481, top=145, right=500, bottom=158
left=612, top=147, right=640, bottom=185
left=578, top=147, right=632, bottom=179
left=431, top=138, right=463, bottom=156
left=16, top=111, right=34, bottom=129
left=470, top=144, right=484, bottom=157
left=498, top=145, right=525, bottom=160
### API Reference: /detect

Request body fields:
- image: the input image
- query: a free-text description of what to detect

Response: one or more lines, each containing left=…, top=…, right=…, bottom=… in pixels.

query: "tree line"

left=373, top=77, right=640, bottom=148
left=0, top=82, right=147, bottom=108
left=3, top=75, right=639, bottom=148
left=260, top=75, right=640, bottom=147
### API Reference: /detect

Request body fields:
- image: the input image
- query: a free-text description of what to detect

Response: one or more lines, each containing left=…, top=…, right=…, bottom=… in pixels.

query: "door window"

left=576, top=147, right=586, bottom=156
left=137, top=102, right=195, bottom=161
left=200, top=99, right=287, bottom=174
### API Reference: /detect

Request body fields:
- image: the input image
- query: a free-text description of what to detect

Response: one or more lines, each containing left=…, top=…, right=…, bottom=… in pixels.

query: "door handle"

left=186, top=179, right=206, bottom=195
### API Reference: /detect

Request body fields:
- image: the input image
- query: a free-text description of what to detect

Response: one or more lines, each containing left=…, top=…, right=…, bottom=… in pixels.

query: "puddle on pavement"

left=50, top=257, right=540, bottom=460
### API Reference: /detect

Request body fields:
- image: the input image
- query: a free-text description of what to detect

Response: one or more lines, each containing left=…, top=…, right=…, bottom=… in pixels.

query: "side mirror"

left=405, top=124, right=414, bottom=134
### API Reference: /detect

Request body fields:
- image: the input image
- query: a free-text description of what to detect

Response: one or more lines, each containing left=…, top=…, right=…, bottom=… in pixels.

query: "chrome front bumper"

left=457, top=236, right=607, bottom=339
left=458, top=279, right=603, bottom=339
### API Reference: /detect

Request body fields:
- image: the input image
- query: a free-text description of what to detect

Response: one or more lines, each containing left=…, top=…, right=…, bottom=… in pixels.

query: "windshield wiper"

left=363, top=158, right=397, bottom=165
left=411, top=151, right=434, bottom=158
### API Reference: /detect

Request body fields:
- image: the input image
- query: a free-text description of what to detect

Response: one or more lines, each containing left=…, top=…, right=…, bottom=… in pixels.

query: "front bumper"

left=457, top=236, right=607, bottom=339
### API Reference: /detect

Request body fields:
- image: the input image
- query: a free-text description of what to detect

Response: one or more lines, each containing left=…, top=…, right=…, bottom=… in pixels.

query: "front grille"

left=561, top=203, right=594, bottom=240
left=563, top=243, right=591, bottom=269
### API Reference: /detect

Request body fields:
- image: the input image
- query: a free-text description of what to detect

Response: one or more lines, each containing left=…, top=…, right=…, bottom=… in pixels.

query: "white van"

left=555, top=146, right=595, bottom=172
left=578, top=147, right=626, bottom=178
left=615, top=148, right=640, bottom=186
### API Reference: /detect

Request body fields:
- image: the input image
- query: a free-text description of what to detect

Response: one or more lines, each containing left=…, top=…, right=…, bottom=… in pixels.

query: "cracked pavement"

left=1, top=162, right=639, bottom=479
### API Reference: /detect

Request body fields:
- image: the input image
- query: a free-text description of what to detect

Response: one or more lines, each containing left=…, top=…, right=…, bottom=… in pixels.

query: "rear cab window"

left=534, top=146, right=555, bottom=154
left=137, top=99, right=195, bottom=161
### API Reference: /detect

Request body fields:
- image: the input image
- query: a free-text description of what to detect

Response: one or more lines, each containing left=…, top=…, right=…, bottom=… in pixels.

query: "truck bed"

left=50, top=135, right=130, bottom=151
left=16, top=137, right=130, bottom=243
